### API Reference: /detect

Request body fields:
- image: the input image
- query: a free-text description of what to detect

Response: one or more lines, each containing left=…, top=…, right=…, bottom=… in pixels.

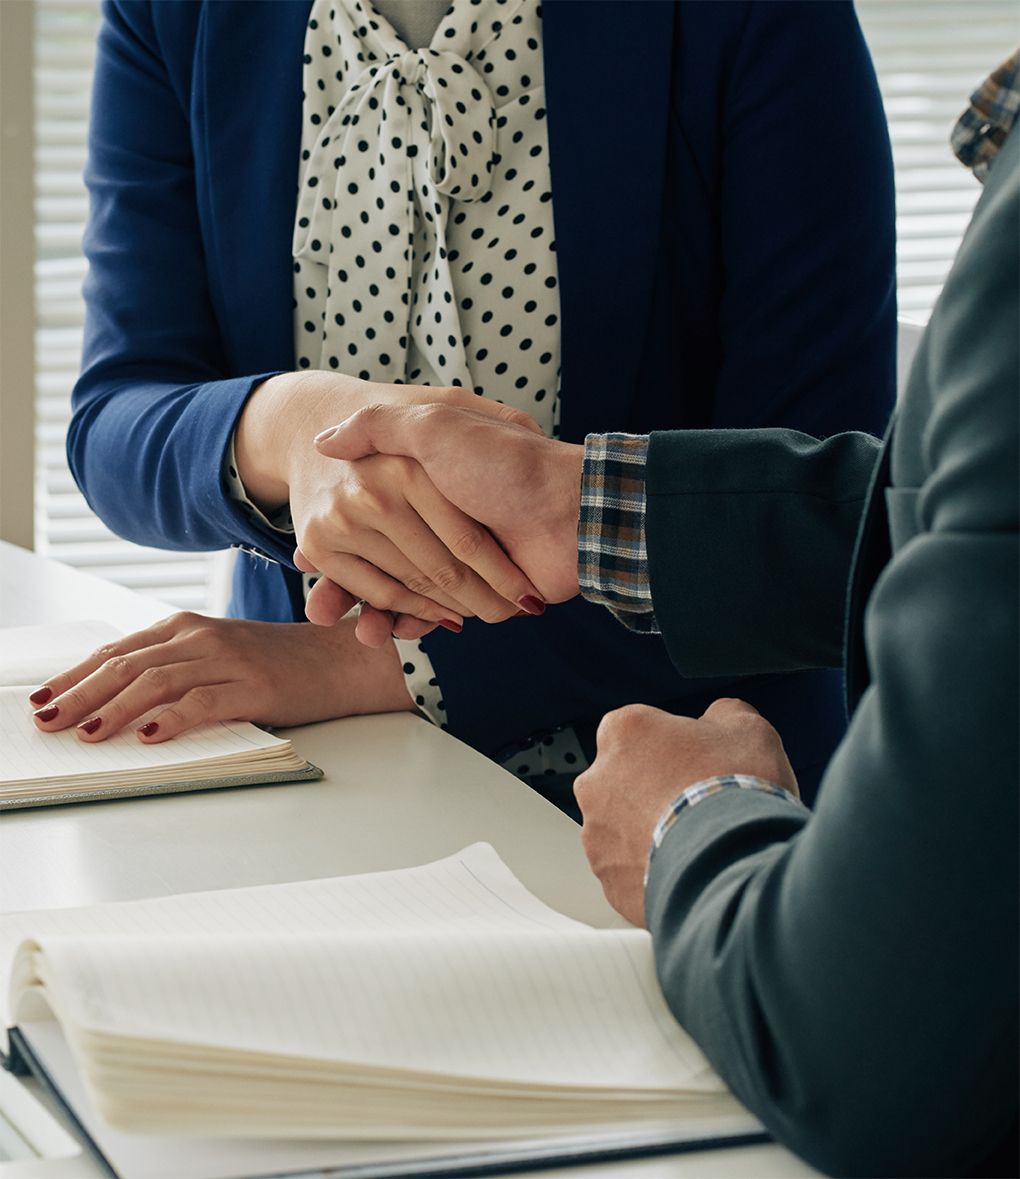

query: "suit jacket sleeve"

left=643, top=144, right=1019, bottom=1177
left=644, top=427, right=882, bottom=678
left=68, top=1, right=294, bottom=562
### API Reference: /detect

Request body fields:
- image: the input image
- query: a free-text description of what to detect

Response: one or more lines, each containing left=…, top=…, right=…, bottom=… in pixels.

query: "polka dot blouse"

left=229, top=0, right=587, bottom=783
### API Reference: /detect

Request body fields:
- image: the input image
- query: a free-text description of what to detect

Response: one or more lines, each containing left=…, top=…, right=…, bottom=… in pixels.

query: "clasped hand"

left=235, top=372, right=567, bottom=639
left=294, top=398, right=586, bottom=643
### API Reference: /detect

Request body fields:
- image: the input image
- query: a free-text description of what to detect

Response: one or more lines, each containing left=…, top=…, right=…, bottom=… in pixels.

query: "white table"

left=0, top=542, right=816, bottom=1179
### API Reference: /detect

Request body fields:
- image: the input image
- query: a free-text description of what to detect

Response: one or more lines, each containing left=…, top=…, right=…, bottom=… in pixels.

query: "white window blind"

left=30, top=1, right=1014, bottom=606
left=33, top=0, right=223, bottom=610
left=857, top=0, right=1018, bottom=320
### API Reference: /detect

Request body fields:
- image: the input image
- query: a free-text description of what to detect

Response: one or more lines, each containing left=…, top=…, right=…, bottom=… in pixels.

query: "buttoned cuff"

left=578, top=433, right=658, bottom=633
left=222, top=433, right=296, bottom=535
left=646, top=773, right=806, bottom=883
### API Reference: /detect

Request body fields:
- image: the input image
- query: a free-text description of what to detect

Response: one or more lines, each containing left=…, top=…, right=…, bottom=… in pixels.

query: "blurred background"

left=1, top=0, right=1017, bottom=611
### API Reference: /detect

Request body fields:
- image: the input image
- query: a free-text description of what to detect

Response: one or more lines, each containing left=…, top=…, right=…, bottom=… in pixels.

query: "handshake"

left=284, top=384, right=587, bottom=646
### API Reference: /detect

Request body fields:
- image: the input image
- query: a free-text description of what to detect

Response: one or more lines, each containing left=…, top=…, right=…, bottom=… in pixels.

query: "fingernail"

left=439, top=619, right=463, bottom=633
left=314, top=426, right=339, bottom=445
left=78, top=717, right=102, bottom=735
left=518, top=595, right=546, bottom=616
left=34, top=705, right=59, bottom=722
left=29, top=687, right=53, bottom=706
left=138, top=722, right=159, bottom=738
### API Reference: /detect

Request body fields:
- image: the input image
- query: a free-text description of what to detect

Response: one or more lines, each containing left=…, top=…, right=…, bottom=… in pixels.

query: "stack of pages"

left=0, top=622, right=321, bottom=809
left=0, top=845, right=760, bottom=1179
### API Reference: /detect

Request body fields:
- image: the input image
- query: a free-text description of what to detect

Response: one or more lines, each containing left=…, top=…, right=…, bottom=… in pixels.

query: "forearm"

left=68, top=371, right=291, bottom=556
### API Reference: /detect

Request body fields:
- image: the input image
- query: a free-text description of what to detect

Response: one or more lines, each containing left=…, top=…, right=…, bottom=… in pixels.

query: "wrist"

left=236, top=372, right=367, bottom=514
left=336, top=622, right=416, bottom=717
left=234, top=373, right=302, bottom=513
left=551, top=441, right=584, bottom=598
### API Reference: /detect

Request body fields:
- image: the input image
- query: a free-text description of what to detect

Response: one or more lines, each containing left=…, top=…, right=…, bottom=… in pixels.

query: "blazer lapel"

left=543, top=1, right=675, bottom=442
left=192, top=1, right=312, bottom=375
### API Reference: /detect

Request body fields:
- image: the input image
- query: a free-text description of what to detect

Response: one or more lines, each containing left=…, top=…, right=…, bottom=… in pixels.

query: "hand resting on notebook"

left=28, top=612, right=416, bottom=743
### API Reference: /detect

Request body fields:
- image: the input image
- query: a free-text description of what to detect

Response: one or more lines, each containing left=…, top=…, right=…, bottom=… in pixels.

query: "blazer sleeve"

left=644, top=427, right=882, bottom=678
left=642, top=149, right=1020, bottom=1176
left=68, top=1, right=293, bottom=562
left=414, top=1, right=896, bottom=753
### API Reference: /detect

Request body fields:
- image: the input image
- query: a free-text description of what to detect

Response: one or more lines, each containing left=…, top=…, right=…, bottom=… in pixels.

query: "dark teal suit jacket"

left=643, top=132, right=1019, bottom=1175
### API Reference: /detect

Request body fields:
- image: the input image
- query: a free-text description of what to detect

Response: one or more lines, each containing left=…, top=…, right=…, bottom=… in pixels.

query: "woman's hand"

left=235, top=371, right=544, bottom=626
left=28, top=612, right=414, bottom=744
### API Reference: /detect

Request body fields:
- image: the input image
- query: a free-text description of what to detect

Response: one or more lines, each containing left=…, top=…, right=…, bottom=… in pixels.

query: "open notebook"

left=0, top=845, right=764, bottom=1179
left=0, top=622, right=321, bottom=809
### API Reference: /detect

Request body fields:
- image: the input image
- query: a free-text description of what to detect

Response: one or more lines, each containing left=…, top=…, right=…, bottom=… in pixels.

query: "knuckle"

left=158, top=705, right=187, bottom=728
left=430, top=563, right=464, bottom=593
left=92, top=641, right=120, bottom=664
left=404, top=574, right=436, bottom=598
left=189, top=624, right=222, bottom=649
left=598, top=703, right=650, bottom=743
left=349, top=481, right=385, bottom=518
left=449, top=527, right=484, bottom=561
left=430, top=564, right=465, bottom=594
left=498, top=404, right=531, bottom=429
left=103, top=654, right=135, bottom=682
left=573, top=769, right=591, bottom=805
left=60, top=686, right=90, bottom=715
left=185, top=684, right=218, bottom=713
left=371, top=583, right=401, bottom=612
left=139, top=665, right=170, bottom=691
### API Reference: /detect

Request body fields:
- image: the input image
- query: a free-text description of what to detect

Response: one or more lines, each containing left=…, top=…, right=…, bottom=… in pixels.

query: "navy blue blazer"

left=70, top=0, right=895, bottom=792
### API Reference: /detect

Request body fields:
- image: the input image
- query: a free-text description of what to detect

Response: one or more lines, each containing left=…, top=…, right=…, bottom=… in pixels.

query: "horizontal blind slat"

left=856, top=0, right=1014, bottom=321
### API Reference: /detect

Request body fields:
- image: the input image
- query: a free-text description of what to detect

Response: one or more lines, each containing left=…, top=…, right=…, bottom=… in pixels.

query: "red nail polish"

left=439, top=619, right=463, bottom=633
left=138, top=722, right=159, bottom=738
left=78, top=717, right=102, bottom=735
left=29, top=687, right=53, bottom=706
left=34, top=705, right=59, bottom=722
left=518, top=595, right=546, bottom=616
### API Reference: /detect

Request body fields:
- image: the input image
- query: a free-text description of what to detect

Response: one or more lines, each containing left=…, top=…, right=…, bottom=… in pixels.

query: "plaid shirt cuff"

left=951, top=51, right=1020, bottom=182
left=645, top=774, right=806, bottom=882
left=578, top=433, right=657, bottom=632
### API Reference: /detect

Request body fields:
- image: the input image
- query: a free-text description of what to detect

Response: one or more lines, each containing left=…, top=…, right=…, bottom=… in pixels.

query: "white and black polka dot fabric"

left=293, top=0, right=561, bottom=425
left=226, top=0, right=588, bottom=787
left=295, top=0, right=560, bottom=730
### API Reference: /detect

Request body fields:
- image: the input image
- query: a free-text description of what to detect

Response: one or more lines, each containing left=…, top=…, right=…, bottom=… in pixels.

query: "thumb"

left=314, top=403, right=430, bottom=462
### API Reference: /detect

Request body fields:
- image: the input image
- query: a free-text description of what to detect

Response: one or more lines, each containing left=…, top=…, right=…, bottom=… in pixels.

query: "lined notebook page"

left=0, top=621, right=121, bottom=687
left=0, top=688, right=285, bottom=785
left=5, top=847, right=720, bottom=1092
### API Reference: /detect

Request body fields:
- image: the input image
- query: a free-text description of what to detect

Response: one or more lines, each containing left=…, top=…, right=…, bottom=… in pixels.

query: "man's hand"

left=314, top=403, right=585, bottom=628
left=575, top=699, right=798, bottom=927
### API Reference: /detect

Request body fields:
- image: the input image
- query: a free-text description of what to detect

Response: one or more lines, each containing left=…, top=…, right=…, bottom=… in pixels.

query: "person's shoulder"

left=102, top=0, right=203, bottom=62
